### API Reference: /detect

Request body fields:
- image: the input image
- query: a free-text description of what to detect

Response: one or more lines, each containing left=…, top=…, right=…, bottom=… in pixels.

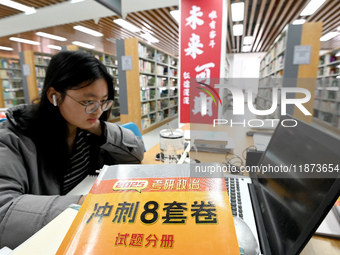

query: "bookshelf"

left=34, top=53, right=52, bottom=96
left=116, top=38, right=178, bottom=134
left=19, top=51, right=52, bottom=103
left=313, top=47, right=340, bottom=133
left=0, top=57, right=25, bottom=108
left=257, top=22, right=322, bottom=123
left=63, top=45, right=120, bottom=122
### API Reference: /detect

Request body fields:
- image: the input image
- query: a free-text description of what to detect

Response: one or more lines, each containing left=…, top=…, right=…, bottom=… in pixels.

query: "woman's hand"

left=78, top=195, right=87, bottom=205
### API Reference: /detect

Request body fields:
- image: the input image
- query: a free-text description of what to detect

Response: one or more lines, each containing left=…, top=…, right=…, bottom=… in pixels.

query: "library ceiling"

left=0, top=0, right=339, bottom=57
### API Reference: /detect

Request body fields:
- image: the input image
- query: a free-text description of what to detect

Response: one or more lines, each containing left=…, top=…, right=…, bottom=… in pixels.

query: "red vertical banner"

left=180, top=0, right=227, bottom=124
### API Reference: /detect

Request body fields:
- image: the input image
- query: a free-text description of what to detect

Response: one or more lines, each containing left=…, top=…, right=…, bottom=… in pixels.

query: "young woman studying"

left=0, top=51, right=145, bottom=249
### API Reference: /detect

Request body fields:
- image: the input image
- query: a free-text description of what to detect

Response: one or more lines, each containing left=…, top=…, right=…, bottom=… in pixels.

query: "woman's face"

left=58, top=78, right=109, bottom=133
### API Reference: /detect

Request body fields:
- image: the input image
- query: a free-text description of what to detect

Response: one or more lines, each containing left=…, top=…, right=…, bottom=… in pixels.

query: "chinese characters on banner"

left=180, top=0, right=227, bottom=123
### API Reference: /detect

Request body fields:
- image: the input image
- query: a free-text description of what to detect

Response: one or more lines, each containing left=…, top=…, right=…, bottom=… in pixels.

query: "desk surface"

left=142, top=123, right=340, bottom=255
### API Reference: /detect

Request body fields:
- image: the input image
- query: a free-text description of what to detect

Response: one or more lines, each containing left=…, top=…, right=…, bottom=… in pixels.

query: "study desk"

left=142, top=123, right=340, bottom=255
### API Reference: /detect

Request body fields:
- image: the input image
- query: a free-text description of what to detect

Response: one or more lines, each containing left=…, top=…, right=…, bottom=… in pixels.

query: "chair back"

left=121, top=122, right=145, bottom=151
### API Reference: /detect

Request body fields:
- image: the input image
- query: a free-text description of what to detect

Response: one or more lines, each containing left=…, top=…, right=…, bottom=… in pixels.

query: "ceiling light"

left=320, top=32, right=340, bottom=42
left=141, top=33, right=159, bottom=43
left=0, top=46, right=13, bottom=51
left=0, top=0, right=36, bottom=14
left=300, top=0, right=326, bottom=16
left=73, top=25, right=103, bottom=37
left=293, top=19, right=306, bottom=25
left=242, top=45, right=251, bottom=52
left=72, top=41, right=95, bottom=49
left=36, top=32, right=67, bottom=41
left=9, top=37, right=40, bottom=45
left=233, top=24, right=243, bottom=36
left=231, top=2, right=244, bottom=22
left=71, top=0, right=85, bottom=3
left=114, top=19, right=140, bottom=33
left=47, top=45, right=62, bottom=50
left=243, top=36, right=253, bottom=45
left=170, top=10, right=180, bottom=23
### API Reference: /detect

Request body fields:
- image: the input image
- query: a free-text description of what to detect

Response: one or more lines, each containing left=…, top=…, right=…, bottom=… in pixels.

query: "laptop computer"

left=224, top=114, right=340, bottom=255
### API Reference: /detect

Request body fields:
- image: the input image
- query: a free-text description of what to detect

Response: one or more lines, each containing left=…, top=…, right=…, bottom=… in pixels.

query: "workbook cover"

left=56, top=164, right=239, bottom=255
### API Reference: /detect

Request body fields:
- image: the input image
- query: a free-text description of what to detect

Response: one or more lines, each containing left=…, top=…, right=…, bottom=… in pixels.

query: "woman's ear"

left=46, top=87, right=60, bottom=107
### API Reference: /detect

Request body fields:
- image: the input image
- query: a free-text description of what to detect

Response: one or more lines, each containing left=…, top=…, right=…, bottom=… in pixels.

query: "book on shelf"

left=0, top=59, right=7, bottom=68
left=138, top=43, right=154, bottom=59
left=141, top=116, right=151, bottom=129
left=56, top=164, right=239, bottom=255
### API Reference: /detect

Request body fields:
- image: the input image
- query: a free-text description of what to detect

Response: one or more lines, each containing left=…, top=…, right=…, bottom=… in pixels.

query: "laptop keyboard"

left=225, top=177, right=243, bottom=219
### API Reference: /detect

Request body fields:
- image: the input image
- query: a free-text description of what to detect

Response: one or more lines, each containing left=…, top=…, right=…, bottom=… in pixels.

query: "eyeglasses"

left=64, top=93, right=113, bottom=114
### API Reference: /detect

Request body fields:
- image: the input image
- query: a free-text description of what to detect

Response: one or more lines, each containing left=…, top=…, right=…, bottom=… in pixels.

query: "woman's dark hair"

left=30, top=50, right=114, bottom=182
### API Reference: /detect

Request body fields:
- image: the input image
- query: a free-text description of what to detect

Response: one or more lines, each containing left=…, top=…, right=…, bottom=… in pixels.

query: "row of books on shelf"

left=315, top=89, right=340, bottom=100
left=317, top=77, right=339, bottom=87
left=156, top=52, right=168, bottom=64
left=139, top=60, right=177, bottom=76
left=318, top=66, right=339, bottom=76
left=139, top=59, right=154, bottom=73
left=262, top=36, right=286, bottom=66
left=170, top=78, right=177, bottom=87
left=319, top=54, right=340, bottom=66
left=261, top=55, right=284, bottom=75
left=141, top=108, right=178, bottom=129
left=2, top=90, right=24, bottom=100
left=138, top=43, right=154, bottom=59
left=99, top=55, right=117, bottom=66
left=35, top=66, right=47, bottom=77
left=140, top=75, right=178, bottom=88
left=141, top=102, right=153, bottom=115
left=1, top=80, right=22, bottom=89
left=157, top=77, right=167, bottom=86
left=3, top=98, right=25, bottom=108
left=34, top=55, right=51, bottom=66
left=156, top=65, right=167, bottom=75
left=140, top=75, right=155, bottom=87
left=36, top=78, right=44, bottom=93
left=0, top=70, right=22, bottom=79
left=141, top=89, right=155, bottom=101
left=141, top=89, right=178, bottom=101
left=314, top=100, right=339, bottom=114
left=0, top=59, right=20, bottom=69
left=106, top=67, right=118, bottom=76
left=155, top=66, right=177, bottom=77
left=141, top=98, right=178, bottom=115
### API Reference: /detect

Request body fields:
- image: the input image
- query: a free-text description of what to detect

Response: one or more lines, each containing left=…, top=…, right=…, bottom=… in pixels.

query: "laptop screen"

left=252, top=115, right=340, bottom=255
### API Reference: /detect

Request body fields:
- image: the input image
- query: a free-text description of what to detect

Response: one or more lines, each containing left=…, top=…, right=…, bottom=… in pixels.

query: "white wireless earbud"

left=52, top=94, right=57, bottom=107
